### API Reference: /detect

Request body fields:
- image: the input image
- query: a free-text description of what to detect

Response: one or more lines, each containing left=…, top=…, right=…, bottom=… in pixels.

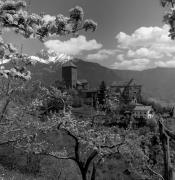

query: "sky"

left=3, top=0, right=175, bottom=70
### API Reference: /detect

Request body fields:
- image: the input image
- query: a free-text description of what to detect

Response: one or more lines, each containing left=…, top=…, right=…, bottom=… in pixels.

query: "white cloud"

left=86, top=49, right=115, bottom=60
left=127, top=48, right=162, bottom=59
left=155, top=60, right=175, bottom=68
left=44, top=35, right=102, bottom=56
left=117, top=54, right=124, bottom=61
left=116, top=25, right=170, bottom=49
left=111, top=24, right=175, bottom=70
left=111, top=58, right=150, bottom=71
left=39, top=24, right=175, bottom=70
left=116, top=25, right=175, bottom=59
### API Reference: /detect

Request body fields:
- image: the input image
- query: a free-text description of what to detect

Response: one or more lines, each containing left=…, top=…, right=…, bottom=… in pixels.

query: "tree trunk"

left=81, top=170, right=87, bottom=180
left=0, top=97, right=10, bottom=121
left=91, top=163, right=96, bottom=180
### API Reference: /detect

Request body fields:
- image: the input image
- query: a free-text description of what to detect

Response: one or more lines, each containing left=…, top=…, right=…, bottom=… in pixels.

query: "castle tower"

left=62, top=61, right=77, bottom=89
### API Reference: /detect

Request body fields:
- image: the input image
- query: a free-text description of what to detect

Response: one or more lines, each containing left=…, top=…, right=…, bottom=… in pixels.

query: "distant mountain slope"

left=76, top=61, right=175, bottom=102
left=29, top=59, right=122, bottom=87
left=4, top=59, right=175, bottom=102
left=74, top=60, right=122, bottom=87
left=30, top=63, right=62, bottom=86
left=31, top=59, right=175, bottom=102
left=120, top=68, right=175, bottom=103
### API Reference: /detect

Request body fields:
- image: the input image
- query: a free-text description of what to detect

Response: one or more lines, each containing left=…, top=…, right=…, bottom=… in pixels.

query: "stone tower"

left=62, top=61, right=77, bottom=89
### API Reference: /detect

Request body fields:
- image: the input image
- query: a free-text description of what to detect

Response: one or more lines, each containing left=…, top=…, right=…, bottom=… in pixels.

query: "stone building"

left=61, top=61, right=97, bottom=108
left=132, top=104, right=154, bottom=119
left=62, top=61, right=77, bottom=89
left=110, top=79, right=142, bottom=104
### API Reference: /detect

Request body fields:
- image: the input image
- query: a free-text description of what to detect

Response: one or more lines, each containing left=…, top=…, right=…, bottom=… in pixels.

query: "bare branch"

left=0, top=135, right=28, bottom=146
left=58, top=127, right=80, bottom=162
left=101, top=141, right=124, bottom=150
left=39, top=152, right=75, bottom=161
left=146, top=165, right=165, bottom=180
left=84, top=150, right=98, bottom=172
left=159, top=118, right=175, bottom=140
left=171, top=0, right=174, bottom=8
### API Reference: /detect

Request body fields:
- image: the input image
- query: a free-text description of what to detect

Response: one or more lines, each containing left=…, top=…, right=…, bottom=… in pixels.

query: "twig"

left=146, top=165, right=165, bottom=180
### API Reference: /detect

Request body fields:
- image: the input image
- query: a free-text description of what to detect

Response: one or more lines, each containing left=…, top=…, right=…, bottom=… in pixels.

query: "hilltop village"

left=60, top=61, right=155, bottom=122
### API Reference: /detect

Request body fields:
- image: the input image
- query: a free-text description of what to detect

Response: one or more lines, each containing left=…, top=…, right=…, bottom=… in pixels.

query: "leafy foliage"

left=0, top=1, right=98, bottom=179
left=0, top=1, right=97, bottom=39
left=161, top=0, right=175, bottom=39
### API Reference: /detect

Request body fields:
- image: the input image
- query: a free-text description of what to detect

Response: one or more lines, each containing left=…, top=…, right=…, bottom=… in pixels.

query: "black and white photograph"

left=0, top=0, right=174, bottom=179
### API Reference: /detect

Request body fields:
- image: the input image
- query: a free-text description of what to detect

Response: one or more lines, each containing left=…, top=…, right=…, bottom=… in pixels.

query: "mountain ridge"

left=31, top=59, right=175, bottom=103
left=3, top=58, right=175, bottom=103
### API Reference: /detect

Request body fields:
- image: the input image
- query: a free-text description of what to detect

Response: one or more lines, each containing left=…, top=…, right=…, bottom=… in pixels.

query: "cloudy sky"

left=3, top=0, right=174, bottom=70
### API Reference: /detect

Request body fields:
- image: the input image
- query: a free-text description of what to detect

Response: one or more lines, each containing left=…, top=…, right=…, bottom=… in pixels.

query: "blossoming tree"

left=161, top=0, right=175, bottom=39
left=0, top=0, right=97, bottom=161
left=24, top=108, right=162, bottom=180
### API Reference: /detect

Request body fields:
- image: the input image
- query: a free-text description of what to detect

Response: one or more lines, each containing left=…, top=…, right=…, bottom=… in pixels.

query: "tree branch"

left=84, top=150, right=98, bottom=173
left=159, top=118, right=175, bottom=140
left=101, top=142, right=124, bottom=149
left=171, top=0, right=174, bottom=8
left=0, top=16, right=43, bottom=37
left=0, top=139, right=17, bottom=146
left=101, top=139, right=125, bottom=154
left=39, top=152, right=75, bottom=161
left=57, top=127, right=80, bottom=163
left=0, top=135, right=28, bottom=146
left=146, top=165, right=165, bottom=180
left=0, top=16, right=84, bottom=40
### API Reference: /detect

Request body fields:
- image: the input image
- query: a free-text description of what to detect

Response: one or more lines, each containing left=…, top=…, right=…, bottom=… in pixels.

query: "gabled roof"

left=62, top=61, right=77, bottom=68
